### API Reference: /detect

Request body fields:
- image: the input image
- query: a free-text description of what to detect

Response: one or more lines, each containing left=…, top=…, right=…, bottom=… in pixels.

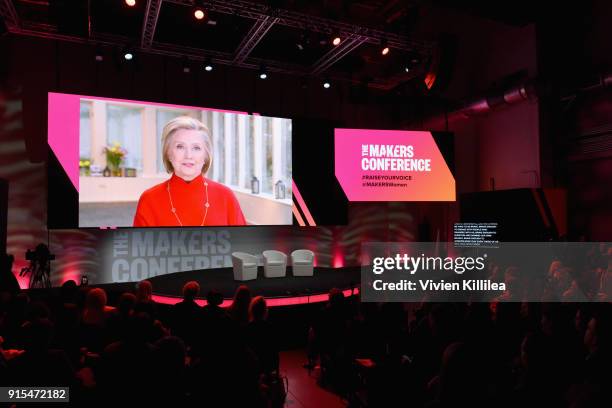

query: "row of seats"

left=231, top=250, right=315, bottom=281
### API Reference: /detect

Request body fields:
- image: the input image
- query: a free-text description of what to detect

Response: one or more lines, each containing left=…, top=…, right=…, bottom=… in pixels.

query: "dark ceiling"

left=2, top=0, right=538, bottom=90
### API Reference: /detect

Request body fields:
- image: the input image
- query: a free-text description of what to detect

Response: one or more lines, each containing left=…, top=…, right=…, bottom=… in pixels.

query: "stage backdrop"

left=47, top=200, right=447, bottom=286
left=1, top=56, right=456, bottom=289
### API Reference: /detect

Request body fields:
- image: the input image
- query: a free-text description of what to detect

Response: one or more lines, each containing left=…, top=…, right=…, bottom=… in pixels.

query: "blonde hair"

left=161, top=116, right=212, bottom=175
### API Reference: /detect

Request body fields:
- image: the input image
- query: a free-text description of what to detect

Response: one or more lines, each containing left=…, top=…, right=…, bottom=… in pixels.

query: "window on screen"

left=231, top=114, right=240, bottom=186
left=211, top=111, right=225, bottom=182
left=79, top=102, right=92, bottom=160
left=263, top=118, right=274, bottom=194
left=281, top=119, right=292, bottom=197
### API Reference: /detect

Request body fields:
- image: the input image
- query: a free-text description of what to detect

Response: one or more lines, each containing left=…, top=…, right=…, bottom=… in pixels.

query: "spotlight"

left=94, top=46, right=103, bottom=62
left=194, top=8, right=205, bottom=20
left=259, top=65, right=268, bottom=80
left=332, top=35, right=341, bottom=46
left=182, top=58, right=191, bottom=74
left=125, top=0, right=136, bottom=7
left=296, top=32, right=307, bottom=51
left=124, top=51, right=133, bottom=61
left=381, top=40, right=390, bottom=56
left=193, top=0, right=206, bottom=20
left=404, top=54, right=420, bottom=73
left=323, top=80, right=331, bottom=89
left=204, top=57, right=213, bottom=72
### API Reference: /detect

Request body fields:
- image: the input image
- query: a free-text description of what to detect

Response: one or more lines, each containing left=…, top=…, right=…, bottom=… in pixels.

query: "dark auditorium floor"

left=280, top=349, right=346, bottom=408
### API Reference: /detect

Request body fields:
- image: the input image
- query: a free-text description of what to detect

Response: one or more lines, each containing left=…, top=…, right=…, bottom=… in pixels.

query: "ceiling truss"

left=1, top=0, right=434, bottom=90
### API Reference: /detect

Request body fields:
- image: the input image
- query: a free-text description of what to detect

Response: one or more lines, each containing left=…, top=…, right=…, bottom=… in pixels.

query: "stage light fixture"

left=193, top=0, right=206, bottom=20
left=323, top=80, right=331, bottom=89
left=194, top=8, right=205, bottom=20
left=259, top=65, right=268, bottom=80
left=381, top=39, right=390, bottom=56
left=125, top=0, right=136, bottom=7
left=332, top=35, right=341, bottom=46
left=124, top=51, right=133, bottom=61
left=404, top=54, right=420, bottom=73
left=296, top=32, right=307, bottom=51
left=95, top=46, right=103, bottom=62
left=204, top=57, right=213, bottom=72
left=182, top=58, right=191, bottom=74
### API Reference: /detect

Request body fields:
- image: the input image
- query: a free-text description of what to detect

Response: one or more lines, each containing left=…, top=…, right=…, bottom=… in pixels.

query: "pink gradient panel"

left=48, top=93, right=80, bottom=191
left=335, top=128, right=455, bottom=201
left=291, top=180, right=316, bottom=226
left=292, top=204, right=306, bottom=226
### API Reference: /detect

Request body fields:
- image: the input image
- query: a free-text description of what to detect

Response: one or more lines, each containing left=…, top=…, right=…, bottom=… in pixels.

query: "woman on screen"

left=133, top=116, right=246, bottom=227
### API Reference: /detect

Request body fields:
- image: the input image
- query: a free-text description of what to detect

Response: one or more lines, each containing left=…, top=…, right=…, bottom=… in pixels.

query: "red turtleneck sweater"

left=133, top=174, right=246, bottom=227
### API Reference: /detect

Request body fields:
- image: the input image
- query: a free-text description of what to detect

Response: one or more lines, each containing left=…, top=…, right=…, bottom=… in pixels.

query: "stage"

left=97, top=266, right=361, bottom=307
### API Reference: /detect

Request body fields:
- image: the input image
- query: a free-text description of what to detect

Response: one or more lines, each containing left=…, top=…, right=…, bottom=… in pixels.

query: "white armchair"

left=231, top=252, right=258, bottom=281
left=291, top=249, right=315, bottom=276
left=262, top=250, right=287, bottom=278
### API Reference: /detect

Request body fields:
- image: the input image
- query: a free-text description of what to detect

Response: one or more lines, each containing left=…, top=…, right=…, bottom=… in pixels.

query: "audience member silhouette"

left=107, top=292, right=136, bottom=343
left=228, top=284, right=252, bottom=330
left=170, top=281, right=202, bottom=348
left=134, top=279, right=158, bottom=319
left=247, top=296, right=279, bottom=375
left=8, top=318, right=75, bottom=387
left=79, top=287, right=109, bottom=353
left=0, top=253, right=20, bottom=295
left=99, top=312, right=156, bottom=404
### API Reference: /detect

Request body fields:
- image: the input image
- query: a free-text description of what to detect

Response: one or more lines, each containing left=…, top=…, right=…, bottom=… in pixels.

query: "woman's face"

left=168, top=129, right=208, bottom=181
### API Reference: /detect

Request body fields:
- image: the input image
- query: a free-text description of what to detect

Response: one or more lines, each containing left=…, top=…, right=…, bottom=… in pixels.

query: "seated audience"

left=170, top=281, right=202, bottom=347
left=106, top=292, right=136, bottom=343
left=0, top=246, right=609, bottom=407
left=228, top=285, right=252, bottom=330
left=8, top=318, right=75, bottom=387
left=79, top=287, right=110, bottom=353
left=135, top=279, right=158, bottom=318
left=247, top=296, right=279, bottom=374
left=98, top=312, right=157, bottom=404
